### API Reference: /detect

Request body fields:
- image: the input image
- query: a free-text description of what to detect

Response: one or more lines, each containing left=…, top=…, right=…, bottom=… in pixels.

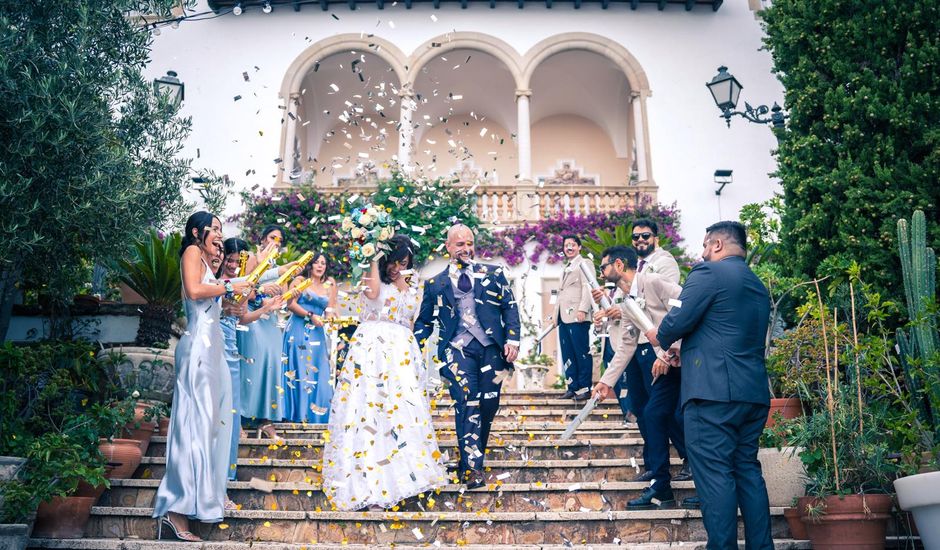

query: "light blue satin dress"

left=220, top=315, right=240, bottom=480
left=153, top=260, right=232, bottom=523
left=282, top=291, right=332, bottom=423
left=238, top=295, right=284, bottom=422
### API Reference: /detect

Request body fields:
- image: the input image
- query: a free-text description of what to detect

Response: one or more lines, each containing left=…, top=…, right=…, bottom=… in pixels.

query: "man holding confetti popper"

left=590, top=245, right=688, bottom=510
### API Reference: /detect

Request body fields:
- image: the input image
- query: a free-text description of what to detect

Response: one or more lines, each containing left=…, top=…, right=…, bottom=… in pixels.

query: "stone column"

left=398, top=86, right=416, bottom=174
left=631, top=92, right=648, bottom=183
left=283, top=93, right=300, bottom=183
left=516, top=89, right=532, bottom=182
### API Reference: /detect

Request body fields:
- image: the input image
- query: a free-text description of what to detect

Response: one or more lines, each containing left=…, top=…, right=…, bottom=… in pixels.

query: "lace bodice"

left=358, top=282, right=420, bottom=328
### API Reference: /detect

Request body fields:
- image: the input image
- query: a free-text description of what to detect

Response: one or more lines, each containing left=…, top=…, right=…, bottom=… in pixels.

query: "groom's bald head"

left=446, top=224, right=475, bottom=263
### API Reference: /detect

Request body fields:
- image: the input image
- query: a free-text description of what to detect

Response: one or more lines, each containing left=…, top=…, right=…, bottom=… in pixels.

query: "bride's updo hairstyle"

left=179, top=211, right=219, bottom=257
left=379, top=235, right=414, bottom=284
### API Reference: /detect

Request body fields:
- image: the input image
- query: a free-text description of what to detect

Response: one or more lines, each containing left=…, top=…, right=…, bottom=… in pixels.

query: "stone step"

left=28, top=539, right=814, bottom=549
left=430, top=408, right=623, bottom=420
left=78, top=507, right=792, bottom=545
left=137, top=457, right=684, bottom=483
left=147, top=437, right=674, bottom=462
left=433, top=398, right=625, bottom=408
left=271, top=420, right=639, bottom=433
left=99, top=479, right=699, bottom=512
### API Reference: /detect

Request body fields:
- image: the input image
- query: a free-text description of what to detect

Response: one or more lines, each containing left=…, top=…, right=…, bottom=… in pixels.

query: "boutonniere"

left=635, top=296, right=647, bottom=311
left=646, top=264, right=656, bottom=274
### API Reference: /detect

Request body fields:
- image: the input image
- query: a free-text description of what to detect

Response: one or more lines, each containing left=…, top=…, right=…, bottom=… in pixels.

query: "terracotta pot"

left=766, top=397, right=805, bottom=427
left=798, top=494, right=893, bottom=549
left=31, top=496, right=95, bottom=539
left=783, top=507, right=808, bottom=540
left=120, top=402, right=157, bottom=455
left=158, top=416, right=171, bottom=436
left=73, top=465, right=115, bottom=504
left=97, top=438, right=142, bottom=480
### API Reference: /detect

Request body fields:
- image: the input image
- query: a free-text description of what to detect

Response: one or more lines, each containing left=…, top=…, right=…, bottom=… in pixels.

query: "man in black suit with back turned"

left=651, top=221, right=773, bottom=550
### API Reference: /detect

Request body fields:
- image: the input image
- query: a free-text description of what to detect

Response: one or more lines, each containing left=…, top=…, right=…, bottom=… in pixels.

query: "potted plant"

left=117, top=229, right=183, bottom=347
left=892, top=210, right=940, bottom=548
left=90, top=400, right=143, bottom=480
left=515, top=349, right=555, bottom=390
left=787, top=280, right=899, bottom=549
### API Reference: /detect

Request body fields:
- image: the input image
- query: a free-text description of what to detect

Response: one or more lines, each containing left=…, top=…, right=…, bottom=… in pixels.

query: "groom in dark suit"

left=415, top=224, right=520, bottom=489
left=652, top=221, right=773, bottom=549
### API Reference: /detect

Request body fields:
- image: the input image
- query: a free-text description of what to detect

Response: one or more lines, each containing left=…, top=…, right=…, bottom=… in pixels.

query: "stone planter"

left=0, top=523, right=31, bottom=550
left=31, top=496, right=95, bottom=539
left=0, top=457, right=30, bottom=549
left=757, top=446, right=806, bottom=507
left=98, top=346, right=175, bottom=403
left=515, top=362, right=552, bottom=390
left=798, top=494, right=893, bottom=550
left=894, top=470, right=940, bottom=550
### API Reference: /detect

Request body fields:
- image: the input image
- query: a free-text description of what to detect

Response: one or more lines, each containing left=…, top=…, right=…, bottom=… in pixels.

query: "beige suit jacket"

left=639, top=247, right=680, bottom=283
left=552, top=255, right=596, bottom=325
left=599, top=271, right=683, bottom=387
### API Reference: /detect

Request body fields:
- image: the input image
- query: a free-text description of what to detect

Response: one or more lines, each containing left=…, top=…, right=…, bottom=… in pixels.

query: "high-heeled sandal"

left=158, top=516, right=202, bottom=542
left=257, top=423, right=279, bottom=440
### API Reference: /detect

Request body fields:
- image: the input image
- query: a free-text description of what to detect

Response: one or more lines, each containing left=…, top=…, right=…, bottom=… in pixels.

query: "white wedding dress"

left=321, top=281, right=447, bottom=510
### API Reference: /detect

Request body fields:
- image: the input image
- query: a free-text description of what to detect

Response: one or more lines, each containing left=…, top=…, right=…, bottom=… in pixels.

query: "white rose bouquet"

left=341, top=203, right=396, bottom=279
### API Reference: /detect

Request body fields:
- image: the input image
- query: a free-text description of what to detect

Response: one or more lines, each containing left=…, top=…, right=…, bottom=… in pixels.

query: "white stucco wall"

left=147, top=0, right=783, bottom=252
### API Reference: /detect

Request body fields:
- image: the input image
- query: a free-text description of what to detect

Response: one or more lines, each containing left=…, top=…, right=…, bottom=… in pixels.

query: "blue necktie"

left=458, top=270, right=472, bottom=293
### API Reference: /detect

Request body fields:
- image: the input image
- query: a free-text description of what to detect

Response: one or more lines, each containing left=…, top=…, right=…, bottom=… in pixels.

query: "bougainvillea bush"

left=476, top=199, right=691, bottom=268
left=231, top=172, right=484, bottom=280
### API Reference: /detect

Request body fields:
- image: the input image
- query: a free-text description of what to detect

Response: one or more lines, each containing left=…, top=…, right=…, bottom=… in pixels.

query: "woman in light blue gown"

left=153, top=212, right=251, bottom=541
left=282, top=253, right=337, bottom=423
left=238, top=225, right=289, bottom=439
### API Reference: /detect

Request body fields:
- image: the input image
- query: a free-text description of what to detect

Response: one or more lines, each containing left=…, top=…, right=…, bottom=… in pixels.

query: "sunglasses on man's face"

left=632, top=232, right=654, bottom=241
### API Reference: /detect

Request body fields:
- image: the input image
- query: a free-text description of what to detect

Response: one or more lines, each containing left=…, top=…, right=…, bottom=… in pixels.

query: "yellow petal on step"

left=264, top=521, right=272, bottom=527
left=218, top=523, right=229, bottom=530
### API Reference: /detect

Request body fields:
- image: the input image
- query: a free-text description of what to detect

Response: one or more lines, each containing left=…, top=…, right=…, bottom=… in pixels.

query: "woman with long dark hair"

left=321, top=235, right=446, bottom=511
left=282, top=253, right=337, bottom=423
left=153, top=212, right=251, bottom=541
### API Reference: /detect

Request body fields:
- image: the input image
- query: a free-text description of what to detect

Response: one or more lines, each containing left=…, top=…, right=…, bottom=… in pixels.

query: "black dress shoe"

left=466, top=469, right=486, bottom=490
left=560, top=390, right=576, bottom=399
left=682, top=496, right=702, bottom=509
left=632, top=470, right=656, bottom=482
left=673, top=462, right=693, bottom=482
left=627, top=486, right=675, bottom=510
left=445, top=462, right=460, bottom=473
left=572, top=392, right=590, bottom=402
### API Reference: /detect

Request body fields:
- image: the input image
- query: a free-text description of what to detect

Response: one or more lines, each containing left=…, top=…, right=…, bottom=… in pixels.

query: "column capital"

left=398, top=83, right=416, bottom=99
left=515, top=89, right=533, bottom=99
left=289, top=92, right=301, bottom=101
left=629, top=90, right=642, bottom=100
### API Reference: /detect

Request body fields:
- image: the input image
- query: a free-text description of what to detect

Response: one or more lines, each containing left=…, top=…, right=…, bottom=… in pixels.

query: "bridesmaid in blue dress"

left=239, top=225, right=289, bottom=439
left=282, top=253, right=338, bottom=423
left=153, top=212, right=251, bottom=542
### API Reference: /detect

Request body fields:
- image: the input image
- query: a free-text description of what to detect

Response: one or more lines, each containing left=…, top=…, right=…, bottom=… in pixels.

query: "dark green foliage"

left=0, top=0, right=193, bottom=339
left=117, top=230, right=182, bottom=345
left=232, top=172, right=485, bottom=280
left=761, top=0, right=940, bottom=306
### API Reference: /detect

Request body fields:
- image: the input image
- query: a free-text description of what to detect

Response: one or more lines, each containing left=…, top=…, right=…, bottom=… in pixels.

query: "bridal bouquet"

left=341, top=203, right=396, bottom=279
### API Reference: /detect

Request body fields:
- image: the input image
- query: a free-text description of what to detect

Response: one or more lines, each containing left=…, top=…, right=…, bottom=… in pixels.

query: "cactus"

left=896, top=210, right=940, bottom=443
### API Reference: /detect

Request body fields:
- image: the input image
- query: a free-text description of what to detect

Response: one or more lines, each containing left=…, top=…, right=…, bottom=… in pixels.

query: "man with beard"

left=552, top=235, right=597, bottom=401
left=631, top=219, right=680, bottom=282
left=653, top=221, right=773, bottom=548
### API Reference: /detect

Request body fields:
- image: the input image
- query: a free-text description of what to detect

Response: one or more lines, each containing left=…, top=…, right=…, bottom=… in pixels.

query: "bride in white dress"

left=321, top=235, right=447, bottom=511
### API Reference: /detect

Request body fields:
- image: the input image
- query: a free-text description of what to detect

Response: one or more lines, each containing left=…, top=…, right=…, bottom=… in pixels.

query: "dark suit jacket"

left=656, top=256, right=770, bottom=408
left=414, top=263, right=521, bottom=364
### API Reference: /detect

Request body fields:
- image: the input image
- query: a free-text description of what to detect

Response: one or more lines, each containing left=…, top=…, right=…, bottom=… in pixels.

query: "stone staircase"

left=28, top=389, right=808, bottom=549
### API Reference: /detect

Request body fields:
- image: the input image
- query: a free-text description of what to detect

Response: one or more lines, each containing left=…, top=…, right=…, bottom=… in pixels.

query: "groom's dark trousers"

left=440, top=339, right=506, bottom=475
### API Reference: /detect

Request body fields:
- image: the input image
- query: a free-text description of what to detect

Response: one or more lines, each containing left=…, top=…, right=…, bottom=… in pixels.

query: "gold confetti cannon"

left=234, top=249, right=279, bottom=303
left=274, top=251, right=316, bottom=287
left=237, top=251, right=249, bottom=277
left=280, top=277, right=313, bottom=302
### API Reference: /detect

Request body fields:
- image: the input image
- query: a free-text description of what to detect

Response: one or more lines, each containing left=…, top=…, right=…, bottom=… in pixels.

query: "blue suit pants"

left=439, top=339, right=506, bottom=475
left=558, top=321, right=592, bottom=393
left=684, top=400, right=773, bottom=550
left=644, top=366, right=686, bottom=491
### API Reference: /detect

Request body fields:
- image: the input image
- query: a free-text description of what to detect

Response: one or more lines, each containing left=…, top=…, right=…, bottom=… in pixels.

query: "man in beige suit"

left=552, top=235, right=596, bottom=400
left=631, top=218, right=680, bottom=282
left=592, top=245, right=688, bottom=509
